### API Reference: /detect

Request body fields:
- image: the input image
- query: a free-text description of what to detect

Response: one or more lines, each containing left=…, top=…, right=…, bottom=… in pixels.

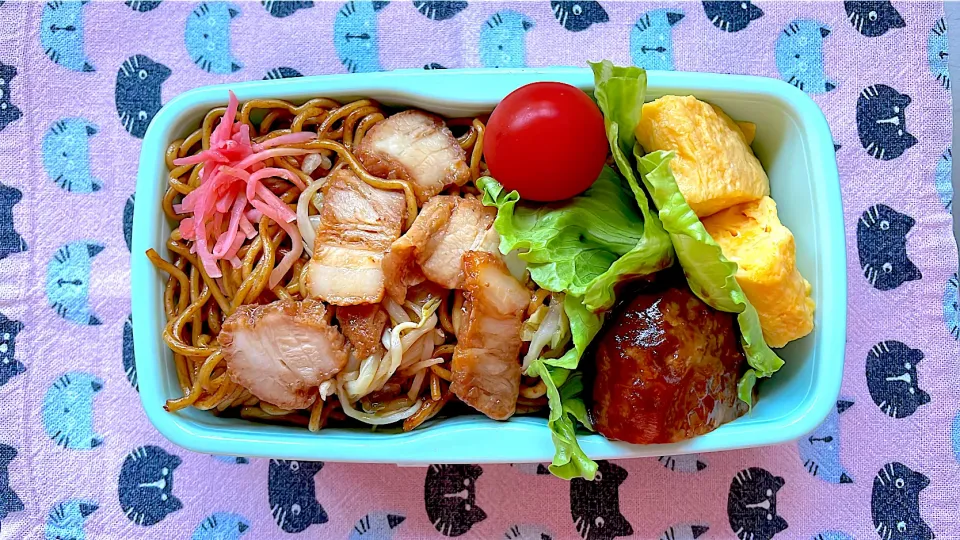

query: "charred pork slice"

left=451, top=252, right=528, bottom=420
left=306, top=168, right=405, bottom=305
left=382, top=196, right=497, bottom=303
left=357, top=110, right=471, bottom=204
left=219, top=300, right=348, bottom=410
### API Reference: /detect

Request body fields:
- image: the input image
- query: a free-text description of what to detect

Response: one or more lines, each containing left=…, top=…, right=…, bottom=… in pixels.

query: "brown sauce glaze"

left=590, top=283, right=748, bottom=444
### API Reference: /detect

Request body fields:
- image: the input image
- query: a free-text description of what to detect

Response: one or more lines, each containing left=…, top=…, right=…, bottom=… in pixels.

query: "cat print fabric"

left=191, top=511, right=250, bottom=540
left=856, top=85, right=918, bottom=161
left=775, top=20, right=836, bottom=94
left=262, top=1, right=313, bottom=19
left=40, top=1, right=94, bottom=72
left=551, top=1, right=609, bottom=32
left=267, top=459, right=327, bottom=533
left=702, top=1, right=763, bottom=32
left=41, top=371, right=104, bottom=449
left=425, top=464, right=486, bottom=537
left=118, top=446, right=182, bottom=526
left=871, top=463, right=934, bottom=540
left=0, top=444, right=23, bottom=523
left=0, top=313, right=25, bottom=387
left=115, top=54, right=171, bottom=139
left=479, top=10, right=535, bottom=68
left=797, top=399, right=854, bottom=483
left=928, top=18, right=950, bottom=90
left=727, top=467, right=788, bottom=540
left=866, top=341, right=930, bottom=418
left=631, top=9, right=684, bottom=71
left=414, top=1, right=468, bottom=22
left=185, top=2, right=243, bottom=74
left=857, top=204, right=922, bottom=291
left=0, top=62, right=22, bottom=132
left=0, top=182, right=26, bottom=261
left=45, top=499, right=98, bottom=540
left=45, top=240, right=104, bottom=325
left=42, top=118, right=101, bottom=193
left=569, top=461, right=633, bottom=540
left=844, top=1, right=905, bottom=37
left=334, top=1, right=387, bottom=73
left=0, top=2, right=956, bottom=539
left=348, top=512, right=406, bottom=540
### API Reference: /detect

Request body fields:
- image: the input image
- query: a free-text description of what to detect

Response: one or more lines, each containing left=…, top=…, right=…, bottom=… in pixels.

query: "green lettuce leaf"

left=479, top=169, right=655, bottom=307
left=526, top=294, right=603, bottom=480
left=636, top=149, right=785, bottom=402
left=587, top=60, right=674, bottom=311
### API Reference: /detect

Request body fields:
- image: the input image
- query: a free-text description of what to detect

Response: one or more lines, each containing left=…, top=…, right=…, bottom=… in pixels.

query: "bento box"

left=131, top=68, right=845, bottom=464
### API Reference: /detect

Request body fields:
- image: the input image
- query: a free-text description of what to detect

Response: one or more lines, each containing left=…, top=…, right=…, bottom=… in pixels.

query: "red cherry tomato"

left=484, top=82, right=608, bottom=202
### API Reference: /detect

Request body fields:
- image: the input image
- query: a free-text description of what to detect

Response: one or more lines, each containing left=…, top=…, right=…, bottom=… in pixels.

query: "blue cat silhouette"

left=480, top=10, right=534, bottom=68
left=728, top=467, right=787, bottom=540
left=334, top=1, right=387, bottom=73
left=0, top=62, right=22, bottom=132
left=264, top=67, right=302, bottom=80
left=660, top=524, right=710, bottom=540
left=658, top=454, right=706, bottom=473
left=424, top=63, right=447, bottom=70
left=349, top=512, right=406, bottom=540
left=125, top=0, right=162, bottom=12
left=0, top=314, right=25, bottom=387
left=551, top=1, right=608, bottom=32
left=41, top=1, right=94, bottom=72
left=42, top=118, right=101, bottom=193
left=775, top=20, right=836, bottom=94
left=0, top=444, right=23, bottom=521
left=116, top=55, right=171, bottom=139
left=123, top=315, right=137, bottom=390
left=857, top=204, right=920, bottom=291
left=856, top=85, right=916, bottom=161
left=812, top=532, right=853, bottom=540
left=504, top=523, right=557, bottom=540
left=262, top=0, right=312, bottom=17
left=414, top=1, right=467, bottom=21
left=798, top=399, right=853, bottom=483
left=844, top=1, right=904, bottom=37
left=871, top=462, right=933, bottom=540
left=42, top=371, right=104, bottom=449
left=867, top=341, right=930, bottom=419
left=185, top=2, right=242, bottom=74
left=702, top=1, right=762, bottom=33
left=45, top=499, right=98, bottom=540
left=952, top=410, right=960, bottom=463
left=928, top=18, right=949, bottom=90
left=426, top=464, right=487, bottom=537
left=212, top=455, right=249, bottom=464
left=268, top=460, right=327, bottom=533
left=46, top=240, right=104, bottom=326
left=124, top=194, right=135, bottom=251
left=631, top=9, right=684, bottom=71
left=944, top=273, right=959, bottom=340
left=935, top=148, right=952, bottom=210
left=119, top=445, right=182, bottom=526
left=0, top=182, right=27, bottom=261
left=193, top=511, right=250, bottom=540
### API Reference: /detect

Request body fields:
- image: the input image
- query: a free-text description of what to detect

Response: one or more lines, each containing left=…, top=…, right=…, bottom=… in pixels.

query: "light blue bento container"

left=132, top=68, right=846, bottom=465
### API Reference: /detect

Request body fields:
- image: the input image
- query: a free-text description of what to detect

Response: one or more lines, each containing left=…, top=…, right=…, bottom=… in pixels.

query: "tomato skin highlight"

left=484, top=82, right=609, bottom=202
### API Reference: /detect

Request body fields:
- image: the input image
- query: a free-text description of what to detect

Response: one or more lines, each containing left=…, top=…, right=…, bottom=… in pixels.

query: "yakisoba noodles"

left=150, top=93, right=550, bottom=432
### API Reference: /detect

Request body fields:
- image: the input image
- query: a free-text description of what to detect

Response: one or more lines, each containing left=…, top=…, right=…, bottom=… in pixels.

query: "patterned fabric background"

left=0, top=1, right=958, bottom=539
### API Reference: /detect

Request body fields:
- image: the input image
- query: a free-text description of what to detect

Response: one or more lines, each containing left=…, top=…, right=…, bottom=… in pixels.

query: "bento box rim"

left=132, top=67, right=846, bottom=464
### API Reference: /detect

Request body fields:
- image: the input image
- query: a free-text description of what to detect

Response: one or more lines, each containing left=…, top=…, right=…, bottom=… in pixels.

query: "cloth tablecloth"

left=0, top=1, right=958, bottom=539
